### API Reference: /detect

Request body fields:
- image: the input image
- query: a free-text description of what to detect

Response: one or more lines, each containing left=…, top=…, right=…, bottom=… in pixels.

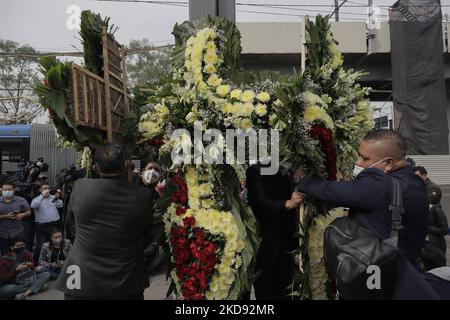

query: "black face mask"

left=13, top=246, right=26, bottom=254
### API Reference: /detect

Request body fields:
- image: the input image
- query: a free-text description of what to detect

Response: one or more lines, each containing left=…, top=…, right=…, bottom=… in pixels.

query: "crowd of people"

left=0, top=129, right=449, bottom=300
left=0, top=172, right=72, bottom=299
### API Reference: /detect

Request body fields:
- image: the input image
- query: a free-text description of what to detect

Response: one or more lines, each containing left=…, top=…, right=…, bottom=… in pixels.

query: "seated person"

left=38, top=229, right=71, bottom=279
left=0, top=236, right=51, bottom=300
left=420, top=186, right=449, bottom=271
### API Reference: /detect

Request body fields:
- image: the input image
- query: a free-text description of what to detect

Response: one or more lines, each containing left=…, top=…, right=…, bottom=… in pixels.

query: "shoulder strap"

left=389, top=177, right=404, bottom=230
left=385, top=177, right=405, bottom=247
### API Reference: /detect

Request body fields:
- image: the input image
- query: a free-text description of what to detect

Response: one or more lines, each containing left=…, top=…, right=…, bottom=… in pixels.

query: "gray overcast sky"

left=0, top=0, right=449, bottom=52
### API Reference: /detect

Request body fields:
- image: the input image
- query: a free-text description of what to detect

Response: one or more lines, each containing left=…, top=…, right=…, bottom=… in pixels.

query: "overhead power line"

left=0, top=44, right=175, bottom=59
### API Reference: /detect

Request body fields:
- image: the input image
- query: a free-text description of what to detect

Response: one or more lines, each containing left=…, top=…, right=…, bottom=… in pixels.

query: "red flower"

left=192, top=293, right=204, bottom=300
left=176, top=206, right=187, bottom=216
left=195, top=229, right=205, bottom=240
left=183, top=216, right=196, bottom=227
left=310, top=125, right=337, bottom=181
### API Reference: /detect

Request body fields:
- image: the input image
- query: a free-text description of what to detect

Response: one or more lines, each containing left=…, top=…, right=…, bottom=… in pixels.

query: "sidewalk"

left=29, top=271, right=172, bottom=300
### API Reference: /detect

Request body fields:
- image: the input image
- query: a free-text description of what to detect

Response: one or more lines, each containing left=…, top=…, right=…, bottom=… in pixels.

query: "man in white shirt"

left=30, top=184, right=63, bottom=261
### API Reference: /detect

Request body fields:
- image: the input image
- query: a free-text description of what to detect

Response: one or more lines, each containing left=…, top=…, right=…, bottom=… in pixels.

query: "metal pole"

left=334, top=0, right=339, bottom=21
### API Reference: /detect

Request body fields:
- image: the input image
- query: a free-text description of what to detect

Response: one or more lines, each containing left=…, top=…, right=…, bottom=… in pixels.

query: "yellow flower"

left=206, top=41, right=216, bottom=51
left=240, top=118, right=253, bottom=130
left=256, top=91, right=270, bottom=103
left=184, top=47, right=192, bottom=59
left=154, top=103, right=169, bottom=117
left=240, top=90, right=255, bottom=103
left=304, top=106, right=323, bottom=122
left=216, top=84, right=231, bottom=97
left=204, top=51, right=218, bottom=64
left=184, top=60, right=192, bottom=70
left=229, top=89, right=242, bottom=100
left=207, top=74, right=222, bottom=87
left=201, top=198, right=214, bottom=209
left=197, top=81, right=208, bottom=92
left=241, top=103, right=254, bottom=117
left=186, top=111, right=198, bottom=124
left=255, top=103, right=267, bottom=117
left=198, top=183, right=212, bottom=196
left=229, top=103, right=239, bottom=114
left=191, top=50, right=202, bottom=63
left=185, top=167, right=197, bottom=183
left=206, top=28, right=216, bottom=39
left=186, top=36, right=195, bottom=47
left=194, top=73, right=203, bottom=84
left=203, top=63, right=216, bottom=74
left=304, top=92, right=325, bottom=107
left=303, top=106, right=334, bottom=129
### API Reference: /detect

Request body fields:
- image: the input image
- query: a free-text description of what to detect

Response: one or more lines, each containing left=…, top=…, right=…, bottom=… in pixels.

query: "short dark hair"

left=428, top=186, right=442, bottom=205
left=49, top=228, right=62, bottom=237
left=1, top=181, right=15, bottom=188
left=94, top=143, right=127, bottom=174
left=10, top=235, right=26, bottom=246
left=414, top=166, right=427, bottom=175
left=363, top=129, right=407, bottom=160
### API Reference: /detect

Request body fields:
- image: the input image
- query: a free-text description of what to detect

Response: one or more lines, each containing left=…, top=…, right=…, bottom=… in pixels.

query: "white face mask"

left=353, top=157, right=390, bottom=177
left=352, top=165, right=364, bottom=178
left=143, top=169, right=160, bottom=185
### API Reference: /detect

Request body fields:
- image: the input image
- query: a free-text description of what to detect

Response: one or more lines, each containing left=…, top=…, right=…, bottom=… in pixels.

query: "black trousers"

left=254, top=251, right=295, bottom=300
left=421, top=242, right=447, bottom=271
left=64, top=292, right=144, bottom=300
left=22, top=216, right=35, bottom=251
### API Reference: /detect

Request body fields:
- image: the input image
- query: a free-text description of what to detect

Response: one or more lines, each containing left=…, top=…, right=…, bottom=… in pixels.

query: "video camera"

left=10, top=157, right=50, bottom=192
left=59, top=165, right=85, bottom=185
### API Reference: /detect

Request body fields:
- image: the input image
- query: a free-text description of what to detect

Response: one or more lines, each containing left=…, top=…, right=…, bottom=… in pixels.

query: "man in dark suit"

left=246, top=162, right=302, bottom=300
left=297, top=129, right=428, bottom=268
left=55, top=143, right=153, bottom=300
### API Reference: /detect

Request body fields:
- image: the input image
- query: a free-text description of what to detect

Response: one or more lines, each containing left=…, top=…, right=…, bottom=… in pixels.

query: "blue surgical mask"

left=2, top=190, right=14, bottom=199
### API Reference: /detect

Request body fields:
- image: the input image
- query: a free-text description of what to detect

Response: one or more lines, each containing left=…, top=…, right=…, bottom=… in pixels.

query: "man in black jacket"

left=246, top=162, right=302, bottom=300
left=421, top=186, right=449, bottom=270
left=55, top=143, right=153, bottom=300
left=297, top=129, right=428, bottom=267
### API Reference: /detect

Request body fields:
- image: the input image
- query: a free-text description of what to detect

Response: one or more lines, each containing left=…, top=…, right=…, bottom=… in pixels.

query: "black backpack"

left=323, top=177, right=404, bottom=300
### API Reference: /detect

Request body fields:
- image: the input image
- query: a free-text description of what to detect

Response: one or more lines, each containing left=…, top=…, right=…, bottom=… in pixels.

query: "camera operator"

left=12, top=158, right=49, bottom=252
left=31, top=184, right=63, bottom=263
left=59, top=166, right=85, bottom=243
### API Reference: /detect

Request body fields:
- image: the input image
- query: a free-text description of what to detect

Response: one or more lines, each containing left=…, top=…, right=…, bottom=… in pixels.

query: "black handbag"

left=323, top=177, right=405, bottom=300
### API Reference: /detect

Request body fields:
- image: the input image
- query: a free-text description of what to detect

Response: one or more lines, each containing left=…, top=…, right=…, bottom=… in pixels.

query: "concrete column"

left=189, top=0, right=235, bottom=22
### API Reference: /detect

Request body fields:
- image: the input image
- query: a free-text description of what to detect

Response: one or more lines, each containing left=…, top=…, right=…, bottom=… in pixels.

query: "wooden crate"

left=71, top=26, right=129, bottom=142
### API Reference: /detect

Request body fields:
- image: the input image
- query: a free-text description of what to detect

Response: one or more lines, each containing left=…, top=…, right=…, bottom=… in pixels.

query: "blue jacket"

left=297, top=166, right=428, bottom=264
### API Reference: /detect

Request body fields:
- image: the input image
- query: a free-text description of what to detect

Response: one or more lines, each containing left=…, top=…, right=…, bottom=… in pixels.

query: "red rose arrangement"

left=168, top=171, right=224, bottom=300
left=311, top=125, right=337, bottom=181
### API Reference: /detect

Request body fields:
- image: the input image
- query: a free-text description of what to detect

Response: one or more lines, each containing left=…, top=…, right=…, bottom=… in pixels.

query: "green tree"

left=0, top=40, right=43, bottom=124
left=125, top=39, right=172, bottom=88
